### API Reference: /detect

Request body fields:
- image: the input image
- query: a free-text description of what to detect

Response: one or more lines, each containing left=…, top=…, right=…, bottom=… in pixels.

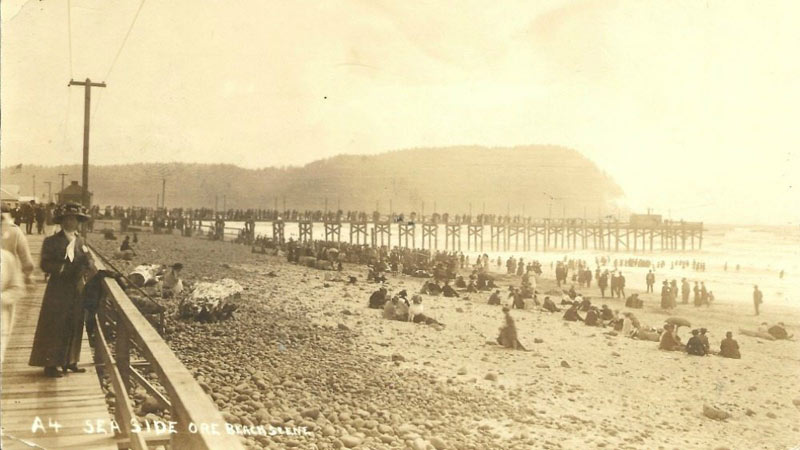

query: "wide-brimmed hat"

left=53, top=203, right=89, bottom=224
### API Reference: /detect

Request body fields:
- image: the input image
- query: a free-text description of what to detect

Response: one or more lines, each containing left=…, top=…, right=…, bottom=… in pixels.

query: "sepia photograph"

left=1, top=1, right=799, bottom=449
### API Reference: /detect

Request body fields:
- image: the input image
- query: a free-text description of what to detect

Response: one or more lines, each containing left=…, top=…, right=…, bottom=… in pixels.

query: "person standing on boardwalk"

left=753, top=285, right=763, bottom=316
left=29, top=204, right=94, bottom=378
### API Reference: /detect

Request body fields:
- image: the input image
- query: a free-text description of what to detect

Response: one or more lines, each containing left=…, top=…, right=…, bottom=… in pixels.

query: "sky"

left=2, top=0, right=799, bottom=224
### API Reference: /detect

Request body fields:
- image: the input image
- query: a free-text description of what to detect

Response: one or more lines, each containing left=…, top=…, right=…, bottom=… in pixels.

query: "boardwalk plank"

left=1, top=235, right=118, bottom=450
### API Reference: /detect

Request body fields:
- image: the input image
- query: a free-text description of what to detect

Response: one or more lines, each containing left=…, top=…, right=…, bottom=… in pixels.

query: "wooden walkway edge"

left=1, top=234, right=118, bottom=450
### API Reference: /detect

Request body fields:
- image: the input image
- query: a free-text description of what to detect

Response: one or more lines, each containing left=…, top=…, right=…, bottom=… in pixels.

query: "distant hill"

left=1, top=146, right=625, bottom=217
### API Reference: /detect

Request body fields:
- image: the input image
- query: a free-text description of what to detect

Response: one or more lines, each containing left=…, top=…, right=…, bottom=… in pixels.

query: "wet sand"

left=92, top=233, right=800, bottom=449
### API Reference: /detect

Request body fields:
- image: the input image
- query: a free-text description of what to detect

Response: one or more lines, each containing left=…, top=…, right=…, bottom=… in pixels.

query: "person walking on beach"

left=753, top=285, right=763, bottom=316
left=598, top=270, right=608, bottom=298
left=693, top=282, right=701, bottom=307
left=645, top=270, right=655, bottom=293
left=660, top=281, right=672, bottom=310
left=681, top=278, right=690, bottom=304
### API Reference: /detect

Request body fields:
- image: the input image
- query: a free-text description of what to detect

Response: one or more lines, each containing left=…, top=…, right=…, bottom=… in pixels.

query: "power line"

left=91, top=0, right=147, bottom=121
left=104, top=0, right=147, bottom=81
left=67, top=0, right=73, bottom=78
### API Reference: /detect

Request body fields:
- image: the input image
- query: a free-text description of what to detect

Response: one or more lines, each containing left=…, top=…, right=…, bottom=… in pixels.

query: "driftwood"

left=738, top=328, right=776, bottom=341
left=178, top=278, right=242, bottom=322
left=128, top=264, right=162, bottom=287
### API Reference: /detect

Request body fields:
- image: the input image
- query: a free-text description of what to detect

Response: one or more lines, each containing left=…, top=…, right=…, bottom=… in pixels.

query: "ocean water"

left=218, top=221, right=799, bottom=307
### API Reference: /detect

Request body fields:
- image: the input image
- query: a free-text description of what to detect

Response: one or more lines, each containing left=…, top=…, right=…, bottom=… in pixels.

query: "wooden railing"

left=89, top=246, right=245, bottom=450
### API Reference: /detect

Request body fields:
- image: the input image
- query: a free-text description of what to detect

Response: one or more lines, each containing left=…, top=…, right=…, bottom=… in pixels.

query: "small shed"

left=57, top=181, right=92, bottom=205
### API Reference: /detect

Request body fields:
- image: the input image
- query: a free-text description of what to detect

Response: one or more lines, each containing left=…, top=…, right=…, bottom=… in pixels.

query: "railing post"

left=116, top=323, right=132, bottom=391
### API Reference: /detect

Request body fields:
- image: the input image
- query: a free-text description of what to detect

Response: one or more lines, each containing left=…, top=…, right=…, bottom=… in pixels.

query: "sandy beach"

left=91, top=233, right=800, bottom=450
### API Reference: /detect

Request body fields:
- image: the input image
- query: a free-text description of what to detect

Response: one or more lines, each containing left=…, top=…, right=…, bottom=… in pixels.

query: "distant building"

left=57, top=181, right=92, bottom=205
left=1, top=184, right=20, bottom=209
left=629, top=213, right=662, bottom=227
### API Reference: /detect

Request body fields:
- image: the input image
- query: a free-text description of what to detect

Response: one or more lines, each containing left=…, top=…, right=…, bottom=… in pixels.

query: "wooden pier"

left=256, top=218, right=703, bottom=253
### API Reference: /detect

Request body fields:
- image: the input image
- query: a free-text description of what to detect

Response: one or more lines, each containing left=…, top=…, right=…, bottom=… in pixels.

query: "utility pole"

left=58, top=173, right=68, bottom=194
left=68, top=78, right=106, bottom=207
left=32, top=174, right=36, bottom=198
left=161, top=178, right=166, bottom=209
left=45, top=182, right=52, bottom=203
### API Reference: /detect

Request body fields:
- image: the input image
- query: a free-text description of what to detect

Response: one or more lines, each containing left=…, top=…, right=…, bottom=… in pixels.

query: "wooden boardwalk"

left=1, top=234, right=118, bottom=450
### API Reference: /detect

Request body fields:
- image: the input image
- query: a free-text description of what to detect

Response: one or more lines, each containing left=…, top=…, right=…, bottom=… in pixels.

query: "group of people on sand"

left=659, top=325, right=742, bottom=359
left=368, top=285, right=444, bottom=327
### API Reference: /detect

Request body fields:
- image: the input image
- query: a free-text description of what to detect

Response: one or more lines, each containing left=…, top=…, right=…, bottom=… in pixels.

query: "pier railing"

left=88, top=245, right=245, bottom=450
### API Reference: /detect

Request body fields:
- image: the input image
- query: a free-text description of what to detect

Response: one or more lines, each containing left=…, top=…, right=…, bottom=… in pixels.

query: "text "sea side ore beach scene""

left=1, top=1, right=799, bottom=449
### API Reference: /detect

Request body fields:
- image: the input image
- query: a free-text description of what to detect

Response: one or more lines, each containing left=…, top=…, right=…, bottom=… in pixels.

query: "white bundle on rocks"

left=128, top=264, right=162, bottom=287
left=179, top=278, right=242, bottom=322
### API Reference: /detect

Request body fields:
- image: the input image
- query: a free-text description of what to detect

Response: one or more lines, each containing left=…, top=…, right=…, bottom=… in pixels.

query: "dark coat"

left=29, top=231, right=92, bottom=368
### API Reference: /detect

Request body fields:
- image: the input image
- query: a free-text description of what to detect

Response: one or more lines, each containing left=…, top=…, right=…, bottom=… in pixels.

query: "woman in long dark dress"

left=28, top=204, right=93, bottom=378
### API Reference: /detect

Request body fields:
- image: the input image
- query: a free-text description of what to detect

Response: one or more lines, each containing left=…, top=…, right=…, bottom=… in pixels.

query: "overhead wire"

left=63, top=0, right=74, bottom=158
left=91, top=0, right=147, bottom=121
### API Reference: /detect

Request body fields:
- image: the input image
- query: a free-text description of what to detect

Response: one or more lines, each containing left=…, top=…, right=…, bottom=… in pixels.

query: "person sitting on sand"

left=162, top=263, right=184, bottom=297
left=467, top=279, right=478, bottom=293
left=719, top=332, right=741, bottom=359
left=625, top=293, right=643, bottom=309
left=488, top=290, right=502, bottom=305
left=584, top=307, right=600, bottom=327
left=686, top=329, right=707, bottom=356
left=767, top=322, right=792, bottom=340
left=383, top=296, right=397, bottom=319
left=563, top=302, right=584, bottom=322
left=568, top=285, right=578, bottom=300
left=497, top=307, right=526, bottom=350
left=393, top=297, right=409, bottom=321
left=542, top=296, right=560, bottom=313
left=455, top=275, right=467, bottom=288
left=620, top=312, right=634, bottom=337
left=659, top=324, right=683, bottom=351
left=442, top=281, right=459, bottom=298
left=408, top=295, right=444, bottom=327
left=506, top=288, right=524, bottom=309
left=120, top=235, right=132, bottom=251
left=698, top=328, right=710, bottom=353
left=579, top=296, right=592, bottom=312
left=600, top=304, right=614, bottom=321
left=369, top=286, right=388, bottom=309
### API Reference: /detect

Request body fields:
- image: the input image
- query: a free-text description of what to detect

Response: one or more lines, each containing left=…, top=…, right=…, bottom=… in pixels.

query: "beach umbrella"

left=665, top=317, right=691, bottom=328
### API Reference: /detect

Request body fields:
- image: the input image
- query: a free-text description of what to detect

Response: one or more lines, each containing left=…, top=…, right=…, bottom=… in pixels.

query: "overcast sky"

left=2, top=0, right=799, bottom=224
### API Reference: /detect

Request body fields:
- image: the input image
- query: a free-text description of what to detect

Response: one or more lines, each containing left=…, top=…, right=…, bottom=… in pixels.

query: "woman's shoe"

left=62, top=364, right=86, bottom=373
left=44, top=367, right=63, bottom=378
